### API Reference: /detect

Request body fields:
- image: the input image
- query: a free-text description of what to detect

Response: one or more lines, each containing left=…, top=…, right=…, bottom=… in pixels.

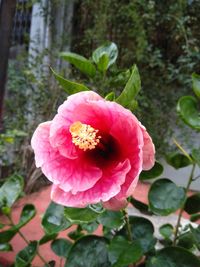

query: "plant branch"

left=173, top=138, right=193, bottom=163
left=7, top=215, right=50, bottom=266
left=173, top=163, right=196, bottom=245
left=122, top=209, right=132, bottom=242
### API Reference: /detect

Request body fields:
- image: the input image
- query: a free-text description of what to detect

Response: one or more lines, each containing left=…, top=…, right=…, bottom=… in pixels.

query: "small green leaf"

left=108, top=236, right=143, bottom=267
left=105, top=92, right=115, bottom=101
left=190, top=213, right=200, bottom=222
left=60, top=52, right=96, bottom=77
left=17, top=204, right=36, bottom=228
left=166, top=152, right=192, bottom=169
left=64, top=206, right=100, bottom=223
left=190, top=225, right=200, bottom=250
left=81, top=221, right=99, bottom=233
left=50, top=67, right=89, bottom=94
left=0, top=243, right=13, bottom=251
left=0, top=174, right=24, bottom=209
left=68, top=229, right=84, bottom=241
left=140, top=161, right=163, bottom=180
left=146, top=246, right=200, bottom=267
left=92, top=42, right=118, bottom=69
left=129, top=197, right=152, bottom=215
left=184, top=193, right=200, bottom=215
left=116, top=65, right=141, bottom=111
left=98, top=210, right=124, bottom=229
left=39, top=233, right=58, bottom=245
left=42, top=202, right=71, bottom=234
left=191, top=148, right=200, bottom=166
left=15, top=241, right=38, bottom=267
left=177, top=95, right=200, bottom=130
left=148, top=179, right=186, bottom=216
left=178, top=231, right=195, bottom=249
left=0, top=227, right=17, bottom=243
left=96, top=53, right=109, bottom=73
left=159, top=224, right=173, bottom=240
left=51, top=238, right=72, bottom=258
left=192, top=73, right=200, bottom=99
left=65, top=236, right=111, bottom=267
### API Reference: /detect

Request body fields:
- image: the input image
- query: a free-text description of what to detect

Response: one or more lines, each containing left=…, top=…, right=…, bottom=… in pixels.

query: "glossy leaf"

left=64, top=206, right=100, bottom=223
left=65, top=236, right=111, bottom=267
left=60, top=52, right=96, bottom=77
left=50, top=67, right=89, bottom=94
left=97, top=210, right=124, bottom=229
left=108, top=236, right=143, bottom=267
left=0, top=227, right=17, bottom=243
left=116, top=65, right=141, bottom=111
left=190, top=225, right=200, bottom=250
left=166, top=152, right=191, bottom=169
left=191, top=148, right=200, bottom=166
left=39, top=233, right=58, bottom=245
left=81, top=221, right=99, bottom=233
left=17, top=204, right=36, bottom=228
left=51, top=238, right=72, bottom=258
left=140, top=161, right=163, bottom=180
left=129, top=197, right=152, bottom=215
left=92, top=42, right=118, bottom=69
left=42, top=202, right=71, bottom=234
left=159, top=224, right=173, bottom=240
left=148, top=179, right=186, bottom=215
left=192, top=73, right=200, bottom=99
left=96, top=53, right=109, bottom=73
left=177, top=95, right=200, bottom=130
left=15, top=241, right=38, bottom=267
left=190, top=213, right=200, bottom=222
left=0, top=174, right=24, bottom=208
left=146, top=246, right=200, bottom=267
left=0, top=243, right=13, bottom=251
left=177, top=231, right=194, bottom=249
left=184, top=193, right=200, bottom=214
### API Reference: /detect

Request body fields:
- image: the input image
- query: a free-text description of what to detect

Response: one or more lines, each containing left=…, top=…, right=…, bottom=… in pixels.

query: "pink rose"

left=31, top=91, right=155, bottom=210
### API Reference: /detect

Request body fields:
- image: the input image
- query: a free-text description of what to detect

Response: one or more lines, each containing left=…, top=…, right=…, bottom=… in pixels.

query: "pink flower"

left=31, top=91, right=155, bottom=210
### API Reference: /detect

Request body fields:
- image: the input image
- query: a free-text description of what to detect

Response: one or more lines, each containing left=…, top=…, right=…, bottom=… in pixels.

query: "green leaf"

left=39, top=233, right=58, bottom=245
left=43, top=261, right=55, bottom=267
left=148, top=179, right=186, bottom=216
left=116, top=65, right=141, bottom=111
left=190, top=225, right=200, bottom=250
left=65, top=236, right=111, bottom=267
left=0, top=223, right=5, bottom=229
left=68, top=229, right=84, bottom=241
left=15, top=241, right=38, bottom=267
left=146, top=246, right=200, bottom=267
left=140, top=161, right=163, bottom=180
left=0, top=174, right=24, bottom=209
left=177, top=95, right=200, bottom=130
left=129, top=197, right=152, bottom=215
left=191, top=148, right=200, bottom=166
left=192, top=73, right=200, bottom=99
left=64, top=207, right=100, bottom=223
left=51, top=238, right=72, bottom=258
left=0, top=243, right=13, bottom=251
left=0, top=227, right=17, bottom=243
left=97, top=210, right=124, bottom=229
left=17, top=204, right=36, bottom=228
left=105, top=92, right=115, bottom=101
left=190, top=213, right=200, bottom=222
left=108, top=236, right=143, bottom=267
left=184, top=193, right=200, bottom=214
left=60, top=52, right=96, bottom=77
left=92, top=42, right=118, bottom=70
left=42, top=202, right=71, bottom=234
left=177, top=231, right=195, bottom=249
left=50, top=67, right=89, bottom=94
left=159, top=224, right=173, bottom=240
left=166, top=152, right=192, bottom=169
left=96, top=53, right=109, bottom=73
left=81, top=221, right=99, bottom=233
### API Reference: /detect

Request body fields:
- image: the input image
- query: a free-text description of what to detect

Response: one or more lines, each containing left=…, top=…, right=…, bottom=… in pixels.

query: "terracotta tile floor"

left=0, top=182, right=194, bottom=267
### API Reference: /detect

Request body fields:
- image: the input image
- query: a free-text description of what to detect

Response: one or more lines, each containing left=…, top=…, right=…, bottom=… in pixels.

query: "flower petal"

left=51, top=159, right=131, bottom=207
left=103, top=197, right=128, bottom=211
left=140, top=125, right=155, bottom=170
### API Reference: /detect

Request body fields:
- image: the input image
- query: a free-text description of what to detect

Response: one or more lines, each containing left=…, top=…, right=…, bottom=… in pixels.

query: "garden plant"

left=0, top=42, right=200, bottom=267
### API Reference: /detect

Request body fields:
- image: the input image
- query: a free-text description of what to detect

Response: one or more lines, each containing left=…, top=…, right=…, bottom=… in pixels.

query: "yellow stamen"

left=69, top=121, right=101, bottom=151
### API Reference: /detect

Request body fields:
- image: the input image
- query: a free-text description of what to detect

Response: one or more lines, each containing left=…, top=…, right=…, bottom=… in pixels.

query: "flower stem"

left=173, top=163, right=196, bottom=245
left=7, top=215, right=50, bottom=266
left=122, top=209, right=132, bottom=242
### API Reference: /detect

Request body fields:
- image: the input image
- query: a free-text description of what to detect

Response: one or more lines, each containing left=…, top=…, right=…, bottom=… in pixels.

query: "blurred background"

left=0, top=0, right=200, bottom=192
